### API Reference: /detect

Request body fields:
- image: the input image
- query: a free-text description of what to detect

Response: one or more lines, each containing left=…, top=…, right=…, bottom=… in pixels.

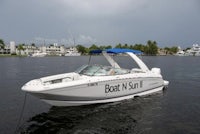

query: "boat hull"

left=27, top=77, right=166, bottom=106
left=41, top=86, right=164, bottom=106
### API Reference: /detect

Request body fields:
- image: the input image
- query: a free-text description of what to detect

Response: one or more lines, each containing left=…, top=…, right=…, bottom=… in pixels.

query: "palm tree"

left=0, top=39, right=5, bottom=49
left=17, top=44, right=25, bottom=55
left=146, top=40, right=158, bottom=55
left=115, top=43, right=122, bottom=48
left=89, top=44, right=99, bottom=51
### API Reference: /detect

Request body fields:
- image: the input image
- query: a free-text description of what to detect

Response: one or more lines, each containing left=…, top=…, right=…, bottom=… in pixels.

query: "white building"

left=1, top=41, right=76, bottom=56
left=16, top=45, right=39, bottom=55
left=40, top=44, right=65, bottom=55
left=10, top=41, right=16, bottom=54
left=0, top=45, right=10, bottom=54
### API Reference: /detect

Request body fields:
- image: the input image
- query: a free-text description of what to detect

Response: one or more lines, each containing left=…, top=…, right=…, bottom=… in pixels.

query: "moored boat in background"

left=185, top=44, right=200, bottom=56
left=31, top=51, right=47, bottom=57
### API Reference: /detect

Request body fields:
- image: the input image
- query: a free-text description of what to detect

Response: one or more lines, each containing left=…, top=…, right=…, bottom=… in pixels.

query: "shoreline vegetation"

left=1, top=38, right=179, bottom=57
left=0, top=54, right=176, bottom=57
left=76, top=40, right=178, bottom=56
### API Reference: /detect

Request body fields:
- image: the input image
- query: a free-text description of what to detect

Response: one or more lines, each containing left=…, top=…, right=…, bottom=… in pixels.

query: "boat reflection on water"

left=20, top=91, right=166, bottom=134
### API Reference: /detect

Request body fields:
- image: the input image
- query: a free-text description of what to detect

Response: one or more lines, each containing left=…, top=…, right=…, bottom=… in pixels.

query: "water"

left=0, top=56, right=200, bottom=134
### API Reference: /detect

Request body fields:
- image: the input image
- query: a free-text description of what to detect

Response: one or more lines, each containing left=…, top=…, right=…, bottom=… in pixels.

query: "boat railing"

left=43, top=77, right=73, bottom=85
left=130, top=68, right=145, bottom=73
left=40, top=73, right=80, bottom=85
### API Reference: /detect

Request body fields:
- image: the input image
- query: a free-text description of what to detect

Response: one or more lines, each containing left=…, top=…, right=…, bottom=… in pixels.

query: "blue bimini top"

left=90, top=48, right=142, bottom=54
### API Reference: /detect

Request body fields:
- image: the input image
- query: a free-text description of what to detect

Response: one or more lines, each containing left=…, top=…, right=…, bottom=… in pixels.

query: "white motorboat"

left=65, top=47, right=81, bottom=56
left=65, top=51, right=81, bottom=56
left=31, top=51, right=47, bottom=57
left=175, top=46, right=185, bottom=56
left=185, top=44, right=200, bottom=56
left=22, top=48, right=169, bottom=106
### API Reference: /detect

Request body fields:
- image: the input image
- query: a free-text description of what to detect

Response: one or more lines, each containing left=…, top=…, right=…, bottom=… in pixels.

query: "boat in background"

left=65, top=47, right=81, bottom=56
left=31, top=51, right=47, bottom=57
left=22, top=48, right=169, bottom=106
left=185, top=44, right=200, bottom=56
left=175, top=46, right=185, bottom=56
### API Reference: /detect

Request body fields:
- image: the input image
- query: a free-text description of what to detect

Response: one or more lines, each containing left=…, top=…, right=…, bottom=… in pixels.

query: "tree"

left=170, top=46, right=178, bottom=53
left=0, top=39, right=5, bottom=49
left=31, top=43, right=36, bottom=46
left=164, top=47, right=170, bottom=51
left=105, top=45, right=112, bottom=49
left=122, top=44, right=129, bottom=48
left=145, top=40, right=158, bottom=55
left=164, top=46, right=178, bottom=54
left=132, top=44, right=145, bottom=52
left=89, top=44, right=99, bottom=51
left=99, top=45, right=112, bottom=50
left=115, top=43, right=122, bottom=48
left=17, top=44, right=25, bottom=55
left=76, top=45, right=87, bottom=54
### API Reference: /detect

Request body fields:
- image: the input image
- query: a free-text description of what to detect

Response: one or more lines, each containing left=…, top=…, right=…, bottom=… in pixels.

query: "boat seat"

left=109, top=69, right=115, bottom=75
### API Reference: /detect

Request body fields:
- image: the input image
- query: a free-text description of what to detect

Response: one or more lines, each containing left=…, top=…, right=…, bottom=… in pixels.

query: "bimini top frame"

left=89, top=48, right=149, bottom=72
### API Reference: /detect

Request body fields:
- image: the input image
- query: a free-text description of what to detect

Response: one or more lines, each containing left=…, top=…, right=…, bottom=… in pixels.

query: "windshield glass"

left=75, top=65, right=88, bottom=74
left=76, top=64, right=130, bottom=76
left=79, top=65, right=101, bottom=76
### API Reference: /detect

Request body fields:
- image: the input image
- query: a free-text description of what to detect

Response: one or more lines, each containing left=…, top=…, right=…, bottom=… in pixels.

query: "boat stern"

left=163, top=80, right=169, bottom=88
left=151, top=68, right=169, bottom=89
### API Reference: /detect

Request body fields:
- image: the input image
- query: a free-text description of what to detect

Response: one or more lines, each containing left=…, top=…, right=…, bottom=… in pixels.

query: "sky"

left=0, top=0, right=200, bottom=48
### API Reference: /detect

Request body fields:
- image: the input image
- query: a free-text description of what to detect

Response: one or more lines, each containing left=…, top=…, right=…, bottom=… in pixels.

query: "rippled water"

left=0, top=56, right=200, bottom=134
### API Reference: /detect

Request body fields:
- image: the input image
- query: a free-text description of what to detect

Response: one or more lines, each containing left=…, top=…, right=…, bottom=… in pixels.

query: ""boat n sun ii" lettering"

left=105, top=81, right=143, bottom=93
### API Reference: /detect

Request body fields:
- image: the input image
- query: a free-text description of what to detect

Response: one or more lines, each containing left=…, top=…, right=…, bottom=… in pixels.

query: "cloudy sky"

left=0, top=0, right=199, bottom=47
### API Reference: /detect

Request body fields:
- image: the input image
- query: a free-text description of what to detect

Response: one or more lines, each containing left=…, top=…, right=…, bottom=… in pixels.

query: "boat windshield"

left=75, top=65, right=130, bottom=76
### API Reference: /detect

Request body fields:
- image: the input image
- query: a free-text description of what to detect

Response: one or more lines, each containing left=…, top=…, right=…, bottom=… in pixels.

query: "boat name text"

left=105, top=81, right=143, bottom=93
